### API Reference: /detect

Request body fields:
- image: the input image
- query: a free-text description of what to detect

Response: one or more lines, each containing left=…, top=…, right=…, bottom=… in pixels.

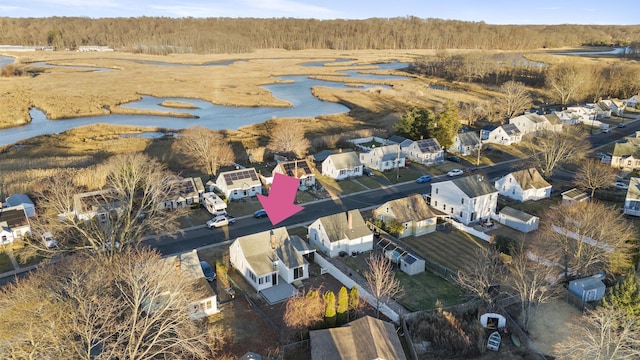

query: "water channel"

left=0, top=59, right=408, bottom=146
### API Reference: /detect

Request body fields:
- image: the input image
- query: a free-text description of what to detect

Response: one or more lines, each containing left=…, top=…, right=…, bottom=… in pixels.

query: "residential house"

left=373, top=194, right=438, bottom=238
left=594, top=101, right=612, bottom=119
left=215, top=168, right=262, bottom=201
left=163, top=249, right=219, bottom=320
left=310, top=149, right=336, bottom=165
left=0, top=205, right=31, bottom=245
left=509, top=113, right=562, bottom=136
left=623, top=177, right=640, bottom=217
left=494, top=168, right=551, bottom=202
left=69, top=189, right=120, bottom=222
left=359, top=144, right=405, bottom=172
left=480, top=125, right=496, bottom=141
left=601, top=99, right=625, bottom=117
left=273, top=159, right=316, bottom=189
left=611, top=134, right=640, bottom=170
left=322, top=151, right=363, bottom=180
left=309, top=210, right=373, bottom=258
left=387, top=135, right=409, bottom=145
left=495, top=206, right=539, bottom=233
left=229, top=227, right=315, bottom=292
left=430, top=174, right=499, bottom=225
left=162, top=177, right=205, bottom=210
left=310, top=316, right=407, bottom=360
left=451, top=131, right=481, bottom=156
left=624, top=94, right=639, bottom=109
left=484, top=124, right=523, bottom=146
left=3, top=194, right=35, bottom=218
left=402, top=138, right=444, bottom=165
left=561, top=188, right=590, bottom=205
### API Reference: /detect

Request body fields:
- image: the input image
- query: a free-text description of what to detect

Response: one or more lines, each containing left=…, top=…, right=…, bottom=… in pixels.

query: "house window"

left=434, top=201, right=438, bottom=207
left=205, top=300, right=212, bottom=310
left=451, top=208, right=454, bottom=214
left=435, top=188, right=439, bottom=194
left=508, top=177, right=511, bottom=183
left=249, top=272, right=256, bottom=282
left=460, top=211, right=463, bottom=217
left=258, top=277, right=264, bottom=285
left=266, top=276, right=271, bottom=283
left=512, top=189, right=516, bottom=194
left=503, top=186, right=506, bottom=191
left=339, top=169, right=346, bottom=176
left=1, top=235, right=6, bottom=242
left=461, top=198, right=464, bottom=204
left=293, top=266, right=303, bottom=280
left=443, top=204, right=446, bottom=211
left=474, top=199, right=477, bottom=205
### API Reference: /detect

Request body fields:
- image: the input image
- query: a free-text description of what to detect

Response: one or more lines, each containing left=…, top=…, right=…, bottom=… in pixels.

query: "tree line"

left=1, top=17, right=640, bottom=54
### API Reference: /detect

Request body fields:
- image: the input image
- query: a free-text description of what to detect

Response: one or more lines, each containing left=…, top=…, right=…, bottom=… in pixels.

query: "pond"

left=0, top=60, right=409, bottom=146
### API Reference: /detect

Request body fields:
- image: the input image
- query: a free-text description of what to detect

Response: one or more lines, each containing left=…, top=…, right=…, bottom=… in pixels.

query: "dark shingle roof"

left=501, top=123, right=521, bottom=135
left=415, top=138, right=442, bottom=153
left=457, top=131, right=480, bottom=147
left=452, top=175, right=498, bottom=198
left=0, top=207, right=28, bottom=228
left=375, top=194, right=437, bottom=223
left=510, top=168, right=551, bottom=190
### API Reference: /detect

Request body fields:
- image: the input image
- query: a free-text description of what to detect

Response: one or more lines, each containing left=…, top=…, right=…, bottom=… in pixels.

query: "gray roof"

left=318, top=210, right=371, bottom=242
left=312, top=150, right=336, bottom=162
left=371, top=144, right=404, bottom=162
left=500, top=206, right=537, bottom=222
left=500, top=123, right=521, bottom=135
left=571, top=276, right=605, bottom=291
left=626, top=177, right=640, bottom=201
left=235, top=227, right=308, bottom=276
left=387, top=135, right=408, bottom=144
left=509, top=168, right=551, bottom=190
left=543, top=113, right=562, bottom=125
left=452, top=175, right=499, bottom=198
left=5, top=194, right=33, bottom=207
left=457, top=131, right=480, bottom=147
left=310, top=316, right=407, bottom=360
left=324, top=152, right=362, bottom=169
left=562, top=188, right=590, bottom=201
left=612, top=139, right=640, bottom=158
left=374, top=194, right=438, bottom=223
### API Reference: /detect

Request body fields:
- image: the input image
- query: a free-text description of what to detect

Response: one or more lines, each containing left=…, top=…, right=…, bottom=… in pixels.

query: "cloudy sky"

left=1, top=0, right=638, bottom=25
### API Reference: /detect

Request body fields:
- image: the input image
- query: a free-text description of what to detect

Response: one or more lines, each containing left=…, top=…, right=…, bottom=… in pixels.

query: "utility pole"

left=476, top=130, right=481, bottom=166
left=396, top=145, right=401, bottom=182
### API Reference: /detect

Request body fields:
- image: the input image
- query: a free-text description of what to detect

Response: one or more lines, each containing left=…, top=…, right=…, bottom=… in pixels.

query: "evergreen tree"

left=602, top=270, right=640, bottom=324
left=323, top=290, right=337, bottom=328
left=393, top=107, right=436, bottom=139
left=336, top=286, right=349, bottom=325
left=349, top=285, right=361, bottom=321
left=434, top=99, right=462, bottom=149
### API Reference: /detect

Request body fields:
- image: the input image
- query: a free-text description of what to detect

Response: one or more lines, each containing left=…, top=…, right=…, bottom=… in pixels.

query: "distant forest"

left=1, top=17, right=640, bottom=54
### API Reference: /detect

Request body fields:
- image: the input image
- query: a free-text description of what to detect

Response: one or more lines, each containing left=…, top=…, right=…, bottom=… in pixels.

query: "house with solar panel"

left=272, top=159, right=316, bottom=190
left=321, top=151, right=363, bottom=180
left=483, top=124, right=523, bottom=146
left=402, top=138, right=444, bottom=166
left=215, top=168, right=262, bottom=201
left=161, top=177, right=205, bottom=210
left=0, top=205, right=31, bottom=245
left=359, top=144, right=405, bottom=172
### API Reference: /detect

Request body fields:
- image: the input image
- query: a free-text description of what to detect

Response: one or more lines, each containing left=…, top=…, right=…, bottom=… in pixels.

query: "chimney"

left=174, top=257, right=181, bottom=276
left=347, top=212, right=353, bottom=230
left=270, top=230, right=276, bottom=249
left=338, top=148, right=343, bottom=153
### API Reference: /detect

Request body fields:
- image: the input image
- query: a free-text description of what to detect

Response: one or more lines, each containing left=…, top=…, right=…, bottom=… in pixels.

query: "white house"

left=309, top=210, right=373, bottom=258
left=163, top=249, right=219, bottom=320
left=450, top=131, right=480, bottom=156
left=69, top=189, right=121, bottom=222
left=402, top=138, right=444, bottom=165
left=611, top=133, right=640, bottom=170
left=623, top=177, right=640, bottom=217
left=161, top=177, right=205, bottom=210
left=601, top=99, right=625, bottom=117
left=230, top=227, right=315, bottom=292
left=494, top=168, right=551, bottom=202
left=0, top=205, right=31, bottom=245
left=624, top=94, right=639, bottom=109
left=359, top=145, right=405, bottom=172
left=484, top=124, right=522, bottom=146
left=273, top=159, right=316, bottom=189
left=495, top=206, right=539, bottom=233
left=322, top=151, right=363, bottom=180
left=3, top=194, right=35, bottom=218
left=509, top=113, right=562, bottom=136
left=373, top=194, right=439, bottom=238
left=430, top=174, right=499, bottom=225
left=215, top=168, right=262, bottom=201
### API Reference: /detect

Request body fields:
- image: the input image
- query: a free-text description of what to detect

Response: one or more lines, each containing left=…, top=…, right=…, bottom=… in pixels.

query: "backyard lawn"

left=0, top=253, right=14, bottom=273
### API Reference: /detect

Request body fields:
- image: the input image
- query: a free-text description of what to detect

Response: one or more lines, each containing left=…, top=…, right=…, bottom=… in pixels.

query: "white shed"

left=496, top=206, right=539, bottom=233
left=568, top=276, right=606, bottom=303
left=400, top=253, right=425, bottom=275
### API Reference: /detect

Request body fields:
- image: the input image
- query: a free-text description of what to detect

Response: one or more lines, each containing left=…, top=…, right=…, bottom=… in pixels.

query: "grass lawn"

left=0, top=253, right=14, bottom=273
left=376, top=167, right=422, bottom=184
left=316, top=173, right=367, bottom=196
left=401, top=229, right=491, bottom=273
left=295, top=190, right=317, bottom=204
left=356, top=175, right=382, bottom=189
left=286, top=225, right=309, bottom=239
left=226, top=197, right=264, bottom=217
left=395, top=270, right=464, bottom=312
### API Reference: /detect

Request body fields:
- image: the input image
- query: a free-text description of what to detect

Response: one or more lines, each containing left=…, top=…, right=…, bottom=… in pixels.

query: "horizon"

left=1, top=0, right=639, bottom=26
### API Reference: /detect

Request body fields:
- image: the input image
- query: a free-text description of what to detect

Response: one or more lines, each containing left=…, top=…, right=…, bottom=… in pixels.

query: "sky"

left=1, top=0, right=638, bottom=25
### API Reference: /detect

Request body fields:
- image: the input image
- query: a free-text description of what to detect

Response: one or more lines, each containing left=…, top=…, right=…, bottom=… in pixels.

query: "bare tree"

left=456, top=246, right=504, bottom=309
left=0, top=248, right=216, bottom=359
left=534, top=201, right=637, bottom=281
left=503, top=243, right=561, bottom=331
left=554, top=305, right=640, bottom=360
left=29, top=152, right=187, bottom=260
left=574, top=159, right=619, bottom=198
left=496, top=80, right=531, bottom=121
left=283, top=289, right=324, bottom=340
left=175, top=126, right=235, bottom=178
left=267, top=121, right=310, bottom=158
left=521, top=128, right=590, bottom=178
left=364, top=253, right=403, bottom=318
left=546, top=63, right=588, bottom=109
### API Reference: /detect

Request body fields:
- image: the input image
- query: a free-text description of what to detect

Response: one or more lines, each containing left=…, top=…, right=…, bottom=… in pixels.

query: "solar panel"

left=281, top=160, right=311, bottom=177
left=417, top=138, right=441, bottom=152
left=222, top=169, right=258, bottom=184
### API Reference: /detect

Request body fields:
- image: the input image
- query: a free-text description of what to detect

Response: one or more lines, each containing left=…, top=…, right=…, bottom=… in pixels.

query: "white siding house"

left=509, top=113, right=562, bottom=136
left=161, top=177, right=205, bottom=210
left=484, top=124, right=522, bottom=146
left=309, top=210, right=373, bottom=258
left=273, top=159, right=316, bottom=189
left=373, top=194, right=438, bottom=238
left=611, top=134, right=640, bottom=171
left=402, top=138, right=444, bottom=165
left=359, top=145, right=405, bottom=172
left=3, top=194, right=35, bottom=218
left=451, top=131, right=480, bottom=156
left=322, top=152, right=363, bottom=180
left=430, top=175, right=498, bottom=225
left=494, top=168, right=551, bottom=202
left=495, top=206, right=539, bottom=233
left=230, top=227, right=314, bottom=292
left=623, top=177, right=640, bottom=217
left=0, top=205, right=31, bottom=245
left=215, top=168, right=262, bottom=201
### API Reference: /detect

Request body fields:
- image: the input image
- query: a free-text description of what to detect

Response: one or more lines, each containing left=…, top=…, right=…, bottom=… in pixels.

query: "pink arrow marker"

left=257, top=173, right=304, bottom=225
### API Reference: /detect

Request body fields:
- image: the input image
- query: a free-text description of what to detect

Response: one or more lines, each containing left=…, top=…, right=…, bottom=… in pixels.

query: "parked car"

left=362, top=167, right=374, bottom=176
left=416, top=175, right=432, bottom=183
left=447, top=169, right=464, bottom=177
left=254, top=209, right=268, bottom=218
left=612, top=182, right=629, bottom=190
left=206, top=215, right=229, bottom=228
left=226, top=214, right=236, bottom=224
left=200, top=261, right=216, bottom=282
left=447, top=156, right=461, bottom=163
left=618, top=122, right=626, bottom=128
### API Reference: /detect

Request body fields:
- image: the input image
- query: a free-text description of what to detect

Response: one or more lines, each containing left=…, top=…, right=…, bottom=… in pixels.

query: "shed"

left=385, top=249, right=403, bottom=264
left=400, top=253, right=425, bottom=275
left=496, top=206, right=539, bottom=233
left=568, top=276, right=606, bottom=302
